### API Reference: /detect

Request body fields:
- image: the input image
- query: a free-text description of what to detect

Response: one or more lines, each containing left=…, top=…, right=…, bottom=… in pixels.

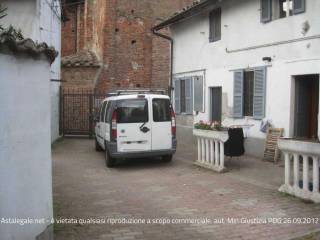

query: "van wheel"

left=105, top=145, right=116, bottom=168
left=163, top=155, right=173, bottom=162
left=95, top=138, right=103, bottom=152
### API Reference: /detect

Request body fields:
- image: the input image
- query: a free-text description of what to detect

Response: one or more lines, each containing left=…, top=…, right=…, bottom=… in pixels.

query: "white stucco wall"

left=2, top=0, right=62, bottom=142
left=0, top=53, right=53, bottom=240
left=171, top=0, right=320, bottom=143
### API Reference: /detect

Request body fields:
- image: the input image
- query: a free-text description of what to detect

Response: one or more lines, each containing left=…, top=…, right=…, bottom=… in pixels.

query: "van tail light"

left=111, top=111, right=117, bottom=140
left=171, top=108, right=176, bottom=137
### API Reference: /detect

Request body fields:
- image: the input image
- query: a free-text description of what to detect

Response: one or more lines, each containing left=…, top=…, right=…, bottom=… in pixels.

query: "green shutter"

left=194, top=76, right=204, bottom=112
left=261, top=0, right=272, bottom=23
left=185, top=77, right=193, bottom=114
left=293, top=0, right=305, bottom=14
left=174, top=79, right=181, bottom=114
left=253, top=68, right=266, bottom=120
left=233, top=71, right=244, bottom=118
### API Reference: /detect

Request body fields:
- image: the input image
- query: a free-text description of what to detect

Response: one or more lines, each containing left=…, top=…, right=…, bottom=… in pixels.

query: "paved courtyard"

left=53, top=129, right=320, bottom=240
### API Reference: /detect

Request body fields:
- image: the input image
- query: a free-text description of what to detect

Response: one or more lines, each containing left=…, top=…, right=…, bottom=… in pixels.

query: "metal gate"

left=60, top=89, right=106, bottom=137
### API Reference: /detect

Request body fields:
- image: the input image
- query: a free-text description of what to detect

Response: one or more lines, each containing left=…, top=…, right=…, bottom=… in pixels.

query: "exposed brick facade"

left=61, top=67, right=99, bottom=90
left=61, top=0, right=194, bottom=93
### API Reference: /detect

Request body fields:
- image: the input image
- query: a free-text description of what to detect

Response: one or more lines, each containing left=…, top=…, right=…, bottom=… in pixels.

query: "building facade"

left=155, top=0, right=320, bottom=157
left=61, top=0, right=194, bottom=93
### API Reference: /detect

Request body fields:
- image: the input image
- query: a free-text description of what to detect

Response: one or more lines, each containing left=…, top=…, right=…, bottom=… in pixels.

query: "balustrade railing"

left=193, top=129, right=229, bottom=173
left=278, top=138, right=320, bottom=203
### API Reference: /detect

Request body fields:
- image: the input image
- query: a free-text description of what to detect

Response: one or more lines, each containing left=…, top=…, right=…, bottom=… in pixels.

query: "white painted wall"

left=171, top=0, right=320, bottom=142
left=2, top=0, right=62, bottom=142
left=0, top=54, right=53, bottom=240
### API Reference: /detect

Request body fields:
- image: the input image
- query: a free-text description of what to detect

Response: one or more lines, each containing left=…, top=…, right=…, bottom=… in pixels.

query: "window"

left=99, top=102, right=107, bottom=122
left=279, top=0, right=293, bottom=18
left=233, top=68, right=266, bottom=120
left=209, top=8, right=221, bottom=42
left=261, top=0, right=305, bottom=23
left=174, top=77, right=193, bottom=114
left=153, top=99, right=171, bottom=122
left=116, top=99, right=148, bottom=123
left=243, top=71, right=254, bottom=117
left=104, top=101, right=112, bottom=123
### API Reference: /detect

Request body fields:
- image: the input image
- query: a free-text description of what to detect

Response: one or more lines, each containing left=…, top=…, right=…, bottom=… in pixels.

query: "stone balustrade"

left=193, top=129, right=229, bottom=173
left=278, top=138, right=320, bottom=203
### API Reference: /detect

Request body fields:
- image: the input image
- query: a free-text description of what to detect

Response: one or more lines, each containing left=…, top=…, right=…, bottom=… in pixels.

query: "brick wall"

left=62, top=0, right=194, bottom=92
left=61, top=6, right=77, bottom=56
left=61, top=67, right=99, bottom=90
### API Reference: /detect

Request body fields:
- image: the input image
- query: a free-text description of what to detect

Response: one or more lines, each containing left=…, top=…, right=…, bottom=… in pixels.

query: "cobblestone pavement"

left=53, top=129, right=320, bottom=240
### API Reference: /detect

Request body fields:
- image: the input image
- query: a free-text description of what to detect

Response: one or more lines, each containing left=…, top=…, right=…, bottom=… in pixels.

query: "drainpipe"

left=151, top=27, right=174, bottom=99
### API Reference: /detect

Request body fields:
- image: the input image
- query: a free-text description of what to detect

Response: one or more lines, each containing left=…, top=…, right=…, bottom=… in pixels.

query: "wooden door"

left=294, top=75, right=319, bottom=139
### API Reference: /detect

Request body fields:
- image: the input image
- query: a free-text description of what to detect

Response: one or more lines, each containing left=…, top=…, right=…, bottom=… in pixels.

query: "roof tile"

left=61, top=50, right=100, bottom=67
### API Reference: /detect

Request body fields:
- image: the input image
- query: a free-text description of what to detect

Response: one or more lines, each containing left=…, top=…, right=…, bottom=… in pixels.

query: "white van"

left=95, top=90, right=177, bottom=167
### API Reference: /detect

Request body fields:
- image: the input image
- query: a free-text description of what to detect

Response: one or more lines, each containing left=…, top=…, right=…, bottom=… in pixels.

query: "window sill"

left=233, top=116, right=264, bottom=121
left=177, top=113, right=193, bottom=116
left=262, top=11, right=305, bottom=24
left=209, top=39, right=221, bottom=43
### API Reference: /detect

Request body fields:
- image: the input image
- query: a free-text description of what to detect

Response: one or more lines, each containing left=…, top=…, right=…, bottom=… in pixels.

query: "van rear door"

left=151, top=98, right=172, bottom=150
left=116, top=98, right=152, bottom=152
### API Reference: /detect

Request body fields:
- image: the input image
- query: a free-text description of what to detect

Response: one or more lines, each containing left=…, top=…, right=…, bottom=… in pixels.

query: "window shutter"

left=261, top=0, right=272, bottom=23
left=233, top=70, right=244, bottom=118
left=253, top=68, right=266, bottom=120
left=185, top=77, right=193, bottom=114
left=209, top=8, right=221, bottom=42
left=193, top=76, right=204, bottom=112
left=174, top=79, right=181, bottom=114
left=293, top=0, right=305, bottom=14
left=209, top=11, right=214, bottom=42
left=214, top=8, right=221, bottom=41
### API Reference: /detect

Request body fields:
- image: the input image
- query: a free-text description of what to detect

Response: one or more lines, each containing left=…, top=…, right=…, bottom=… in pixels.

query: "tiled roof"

left=153, top=0, right=216, bottom=30
left=61, top=50, right=100, bottom=67
left=172, top=0, right=204, bottom=16
left=0, top=31, right=58, bottom=64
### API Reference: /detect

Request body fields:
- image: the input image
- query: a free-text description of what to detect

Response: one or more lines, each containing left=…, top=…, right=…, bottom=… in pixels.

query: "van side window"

left=116, top=99, right=148, bottom=123
left=100, top=102, right=107, bottom=122
left=104, top=101, right=112, bottom=123
left=153, top=99, right=171, bottom=122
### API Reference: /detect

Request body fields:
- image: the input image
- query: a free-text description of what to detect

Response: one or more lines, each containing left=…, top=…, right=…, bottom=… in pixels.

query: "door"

left=294, top=75, right=319, bottom=139
left=151, top=98, right=172, bottom=150
left=211, top=87, right=222, bottom=122
left=116, top=98, right=152, bottom=152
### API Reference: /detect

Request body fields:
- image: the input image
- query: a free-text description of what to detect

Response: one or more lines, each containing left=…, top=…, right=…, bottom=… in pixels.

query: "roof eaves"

left=153, top=0, right=218, bottom=31
left=0, top=32, right=58, bottom=64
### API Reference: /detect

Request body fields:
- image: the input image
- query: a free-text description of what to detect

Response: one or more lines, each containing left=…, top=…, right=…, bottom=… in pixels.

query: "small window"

left=243, top=71, right=254, bottom=117
left=209, top=8, right=221, bottom=42
left=153, top=99, right=171, bottom=122
left=116, top=99, right=148, bottom=123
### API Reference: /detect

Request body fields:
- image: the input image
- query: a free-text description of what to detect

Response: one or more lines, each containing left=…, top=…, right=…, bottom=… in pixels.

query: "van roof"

left=102, top=94, right=170, bottom=102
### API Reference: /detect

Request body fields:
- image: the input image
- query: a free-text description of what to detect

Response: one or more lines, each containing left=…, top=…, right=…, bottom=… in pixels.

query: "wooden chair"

left=263, top=128, right=284, bottom=163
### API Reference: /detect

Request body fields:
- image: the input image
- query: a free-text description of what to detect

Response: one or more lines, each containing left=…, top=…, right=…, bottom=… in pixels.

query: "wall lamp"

left=262, top=57, right=272, bottom=62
